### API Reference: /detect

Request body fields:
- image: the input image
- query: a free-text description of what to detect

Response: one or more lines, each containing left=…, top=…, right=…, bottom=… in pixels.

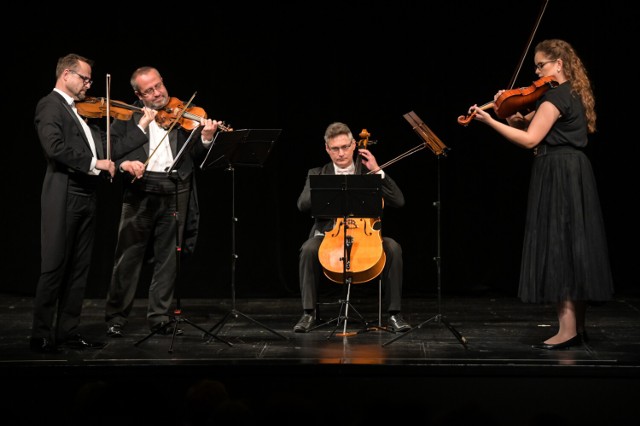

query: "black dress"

left=518, top=82, right=614, bottom=303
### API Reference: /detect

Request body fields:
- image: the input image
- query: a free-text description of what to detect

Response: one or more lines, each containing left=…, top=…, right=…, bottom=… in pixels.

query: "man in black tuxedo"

left=294, top=122, right=411, bottom=333
left=31, top=53, right=156, bottom=353
left=104, top=66, right=220, bottom=337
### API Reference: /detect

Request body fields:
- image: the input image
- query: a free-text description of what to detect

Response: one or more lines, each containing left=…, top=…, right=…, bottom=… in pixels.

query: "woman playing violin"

left=105, top=66, right=222, bottom=337
left=468, top=39, right=613, bottom=350
left=294, top=122, right=411, bottom=333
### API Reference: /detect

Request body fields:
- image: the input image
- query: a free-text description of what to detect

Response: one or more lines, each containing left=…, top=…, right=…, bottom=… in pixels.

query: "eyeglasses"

left=138, top=80, right=164, bottom=97
left=67, top=69, right=93, bottom=85
left=327, top=141, right=354, bottom=153
left=535, top=59, right=557, bottom=71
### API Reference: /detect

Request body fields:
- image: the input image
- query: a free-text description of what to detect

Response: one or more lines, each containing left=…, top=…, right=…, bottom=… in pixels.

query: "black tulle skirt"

left=518, top=146, right=614, bottom=303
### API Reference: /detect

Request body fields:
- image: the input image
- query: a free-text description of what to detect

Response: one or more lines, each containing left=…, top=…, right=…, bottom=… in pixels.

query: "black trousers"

left=32, top=192, right=97, bottom=343
left=105, top=173, right=190, bottom=330
left=298, top=235, right=403, bottom=313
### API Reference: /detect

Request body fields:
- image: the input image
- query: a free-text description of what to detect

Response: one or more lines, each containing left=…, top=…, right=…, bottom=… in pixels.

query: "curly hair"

left=535, top=39, right=596, bottom=133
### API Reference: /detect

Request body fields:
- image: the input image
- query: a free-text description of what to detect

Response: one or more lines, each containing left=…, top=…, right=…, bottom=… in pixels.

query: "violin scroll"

left=457, top=104, right=494, bottom=126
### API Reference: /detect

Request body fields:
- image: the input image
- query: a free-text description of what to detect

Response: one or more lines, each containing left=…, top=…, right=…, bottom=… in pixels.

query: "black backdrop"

left=3, top=1, right=637, bottom=300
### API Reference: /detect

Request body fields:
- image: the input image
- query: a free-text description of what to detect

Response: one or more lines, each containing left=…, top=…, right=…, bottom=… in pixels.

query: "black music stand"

left=383, top=111, right=467, bottom=348
left=200, top=129, right=287, bottom=340
left=135, top=127, right=232, bottom=351
left=307, top=174, right=388, bottom=338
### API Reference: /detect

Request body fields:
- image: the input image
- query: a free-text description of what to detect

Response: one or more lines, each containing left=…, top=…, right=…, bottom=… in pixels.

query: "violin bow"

left=457, top=0, right=550, bottom=126
left=507, top=0, right=550, bottom=89
left=132, top=92, right=197, bottom=183
left=106, top=74, right=112, bottom=182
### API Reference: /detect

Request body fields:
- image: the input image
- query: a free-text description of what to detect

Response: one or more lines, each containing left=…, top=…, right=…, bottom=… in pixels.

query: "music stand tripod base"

left=135, top=309, right=233, bottom=352
left=308, top=297, right=370, bottom=338
left=382, top=313, right=468, bottom=348
left=206, top=308, right=289, bottom=342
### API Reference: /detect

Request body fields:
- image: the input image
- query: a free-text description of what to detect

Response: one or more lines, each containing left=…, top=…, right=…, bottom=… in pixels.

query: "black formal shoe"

left=293, top=313, right=316, bottom=333
left=62, top=334, right=107, bottom=350
left=388, top=314, right=411, bottom=332
left=106, top=324, right=123, bottom=338
left=151, top=321, right=184, bottom=336
left=29, top=337, right=60, bottom=354
left=532, top=334, right=583, bottom=350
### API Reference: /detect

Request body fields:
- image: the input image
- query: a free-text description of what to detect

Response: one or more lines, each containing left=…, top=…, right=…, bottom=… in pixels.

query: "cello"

left=318, top=129, right=386, bottom=284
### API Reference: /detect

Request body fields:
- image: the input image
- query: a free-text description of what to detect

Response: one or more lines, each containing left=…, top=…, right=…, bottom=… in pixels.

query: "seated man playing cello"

left=294, top=122, right=411, bottom=333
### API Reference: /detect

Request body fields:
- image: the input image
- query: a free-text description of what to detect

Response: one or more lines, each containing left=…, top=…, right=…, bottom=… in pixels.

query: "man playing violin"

left=105, top=66, right=221, bottom=337
left=294, top=122, right=411, bottom=333
left=31, top=54, right=156, bottom=353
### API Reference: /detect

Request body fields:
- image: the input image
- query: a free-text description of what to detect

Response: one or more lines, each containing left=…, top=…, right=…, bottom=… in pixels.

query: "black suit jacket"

left=34, top=90, right=148, bottom=272
left=297, top=161, right=405, bottom=238
left=110, top=102, right=210, bottom=254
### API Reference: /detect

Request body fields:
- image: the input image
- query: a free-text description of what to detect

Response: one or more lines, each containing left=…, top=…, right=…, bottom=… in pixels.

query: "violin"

left=75, top=97, right=137, bottom=121
left=155, top=97, right=232, bottom=132
left=457, top=76, right=559, bottom=126
left=458, top=1, right=553, bottom=126
left=75, top=96, right=232, bottom=132
left=317, top=128, right=386, bottom=285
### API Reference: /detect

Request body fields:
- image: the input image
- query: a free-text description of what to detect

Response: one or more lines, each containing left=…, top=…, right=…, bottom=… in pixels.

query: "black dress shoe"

left=62, top=334, right=107, bottom=350
left=151, top=321, right=184, bottom=336
left=293, top=313, right=316, bottom=333
left=29, top=337, right=60, bottom=354
left=532, top=334, right=582, bottom=350
left=107, top=324, right=123, bottom=338
left=389, top=314, right=411, bottom=332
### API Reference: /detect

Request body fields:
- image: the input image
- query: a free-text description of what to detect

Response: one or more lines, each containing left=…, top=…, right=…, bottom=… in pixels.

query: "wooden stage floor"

left=1, top=293, right=639, bottom=425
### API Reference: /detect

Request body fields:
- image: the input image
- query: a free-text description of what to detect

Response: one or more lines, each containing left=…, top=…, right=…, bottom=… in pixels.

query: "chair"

left=313, top=275, right=388, bottom=337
